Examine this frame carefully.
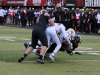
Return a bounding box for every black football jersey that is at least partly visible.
[36,13,50,29]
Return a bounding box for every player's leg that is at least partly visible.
[36,27,48,64]
[45,27,51,49]
[49,29,62,62]
[18,28,38,62]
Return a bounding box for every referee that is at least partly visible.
[0,7,4,25]
[18,9,55,64]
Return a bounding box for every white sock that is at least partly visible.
[72,51,75,54]
[51,52,55,56]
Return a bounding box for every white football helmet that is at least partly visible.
[67,28,75,37]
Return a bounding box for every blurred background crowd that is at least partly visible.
[0,6,100,34]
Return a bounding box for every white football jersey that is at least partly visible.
[60,31,71,42]
[53,23,65,33]
[53,23,72,45]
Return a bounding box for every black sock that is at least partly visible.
[39,55,43,60]
[23,53,27,58]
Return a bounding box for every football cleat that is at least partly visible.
[18,56,25,62]
[37,59,45,64]
[49,54,55,62]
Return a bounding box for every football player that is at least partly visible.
[46,23,75,62]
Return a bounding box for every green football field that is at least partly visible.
[0,26,100,75]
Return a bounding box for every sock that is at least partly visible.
[39,55,43,60]
[51,52,55,56]
[72,51,75,54]
[23,53,27,58]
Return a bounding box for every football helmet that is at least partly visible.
[40,9,48,15]
[71,35,82,49]
[74,35,82,43]
[67,28,75,37]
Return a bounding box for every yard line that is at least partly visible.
[0,60,100,63]
[0,42,100,44]
[0,42,23,44]
[77,51,100,52]
[82,43,100,44]
[0,34,31,35]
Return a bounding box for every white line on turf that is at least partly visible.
[87,53,100,55]
[0,42,100,44]
[0,60,100,62]
[77,51,100,52]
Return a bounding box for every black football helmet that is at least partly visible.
[74,35,82,43]
[71,35,82,49]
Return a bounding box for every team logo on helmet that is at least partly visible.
[67,28,75,37]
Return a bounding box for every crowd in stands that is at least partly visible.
[0,6,100,34]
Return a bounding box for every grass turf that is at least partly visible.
[0,26,100,75]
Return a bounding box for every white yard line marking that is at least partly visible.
[0,60,100,63]
[82,43,100,44]
[0,36,31,41]
[0,42,23,44]
[77,51,100,52]
[87,53,100,55]
[0,42,100,44]
[76,47,92,50]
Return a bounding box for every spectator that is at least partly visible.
[70,8,76,18]
[97,10,100,33]
[94,10,98,34]
[70,16,77,30]
[9,7,14,24]
[32,8,35,26]
[14,7,18,24]
[17,8,21,25]
[75,10,80,32]
[83,8,89,33]
[91,9,95,34]
[34,9,39,26]
[4,8,8,23]
[79,9,84,33]
[53,3,66,25]
[27,7,33,27]
[24,7,27,26]
[20,7,25,27]
[0,6,4,25]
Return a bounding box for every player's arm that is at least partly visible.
[60,26,72,47]
[62,41,81,55]
[44,13,55,26]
